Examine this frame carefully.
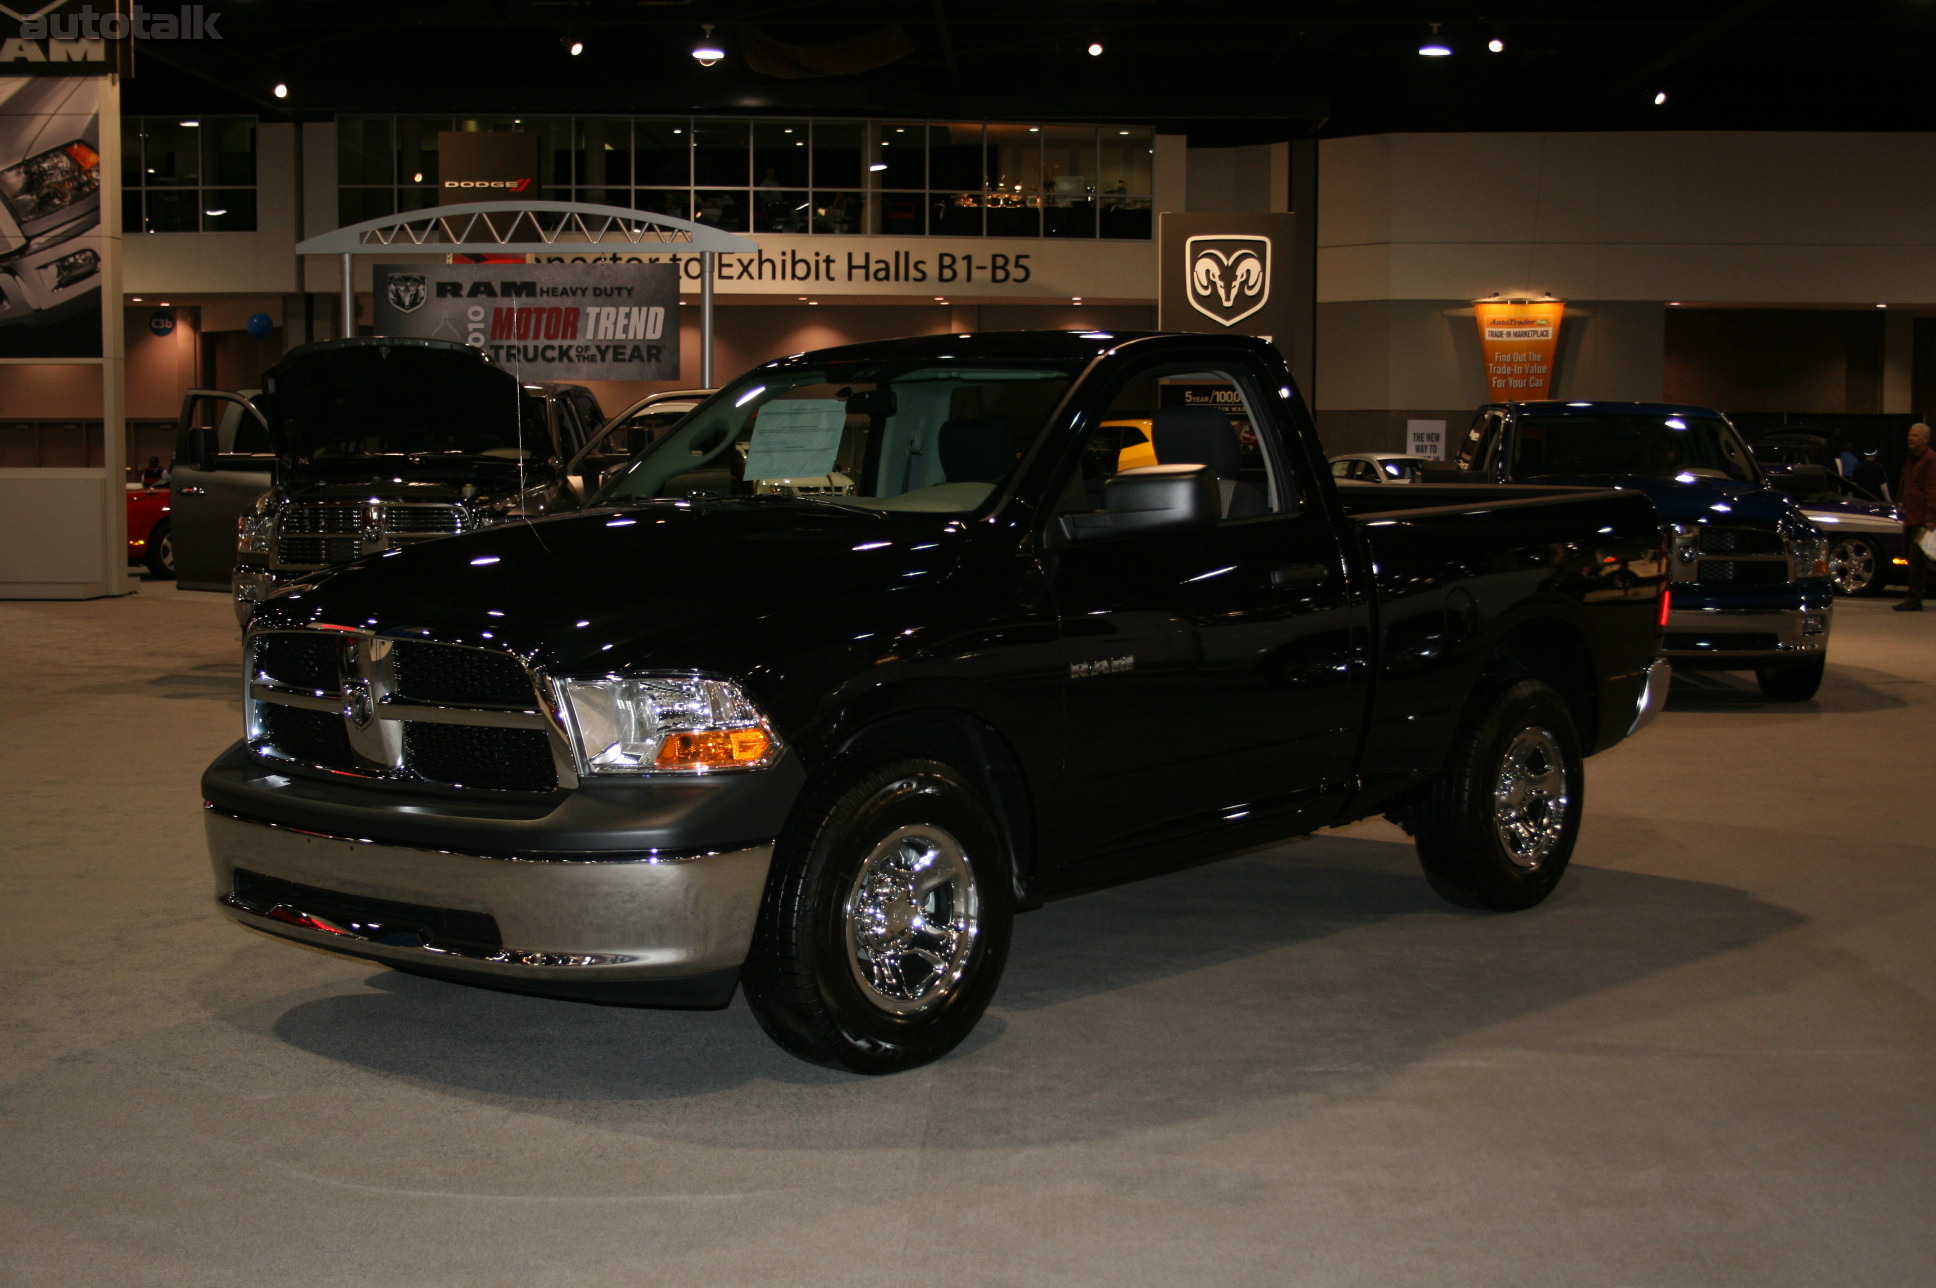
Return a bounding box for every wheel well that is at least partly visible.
[1481,619,1598,749]
[829,709,1038,900]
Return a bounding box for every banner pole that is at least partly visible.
[701,251,715,388]
[340,253,354,338]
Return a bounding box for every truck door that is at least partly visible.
[171,390,270,592]
[1046,357,1369,863]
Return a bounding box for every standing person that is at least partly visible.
[1897,421,1936,611]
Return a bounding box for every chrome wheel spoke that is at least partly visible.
[1492,726,1571,871]
[844,824,981,1015]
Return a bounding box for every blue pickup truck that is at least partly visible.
[1455,401,1831,700]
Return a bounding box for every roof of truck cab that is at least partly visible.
[1487,400,1729,419]
[772,330,1275,367]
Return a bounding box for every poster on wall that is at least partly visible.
[0,74,101,357]
[1474,298,1565,401]
[372,262,681,380]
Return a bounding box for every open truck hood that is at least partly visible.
[257,338,539,485]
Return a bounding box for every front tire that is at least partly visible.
[1412,679,1583,912]
[743,758,1014,1074]
[1755,655,1825,701]
[1825,535,1885,596]
[143,519,175,580]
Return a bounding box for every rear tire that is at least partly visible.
[742,758,1014,1074]
[143,519,175,580]
[1825,535,1884,596]
[1412,679,1583,912]
[1755,655,1825,701]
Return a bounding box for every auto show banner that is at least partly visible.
[1474,298,1565,401]
[1157,212,1299,344]
[373,262,681,380]
[0,74,102,357]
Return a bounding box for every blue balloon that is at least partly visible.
[246,312,275,340]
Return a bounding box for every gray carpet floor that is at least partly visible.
[2,582,1931,1287]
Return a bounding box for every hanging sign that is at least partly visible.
[372,261,681,381]
[1474,299,1564,401]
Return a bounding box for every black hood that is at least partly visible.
[257,338,539,482]
[248,498,970,675]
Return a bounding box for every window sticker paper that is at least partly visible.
[742,399,847,479]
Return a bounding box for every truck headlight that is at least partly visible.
[1789,534,1828,579]
[0,140,100,225]
[237,494,276,554]
[551,673,782,774]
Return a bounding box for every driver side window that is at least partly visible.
[1061,365,1293,521]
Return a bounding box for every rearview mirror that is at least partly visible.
[1055,464,1221,545]
[178,426,219,473]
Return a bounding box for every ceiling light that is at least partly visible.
[1087,41,1104,57]
[272,83,288,99]
[869,162,888,171]
[1877,302,1889,309]
[412,171,423,182]
[203,207,226,216]
[693,24,724,67]
[1654,90,1668,106]
[565,35,584,56]
[1668,301,1682,307]
[1418,24,1452,57]
[1487,37,1505,53]
[180,119,200,127]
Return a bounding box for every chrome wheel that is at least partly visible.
[1492,726,1571,871]
[1826,536,1879,595]
[843,823,980,1015]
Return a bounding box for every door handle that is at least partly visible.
[177,486,207,496]
[1270,562,1329,589]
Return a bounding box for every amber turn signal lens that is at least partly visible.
[654,727,771,769]
[64,141,100,171]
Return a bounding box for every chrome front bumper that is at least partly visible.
[1628,658,1673,737]
[207,806,773,1006]
[1661,604,1829,661]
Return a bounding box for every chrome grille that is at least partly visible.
[382,504,465,534]
[276,535,363,567]
[282,503,364,534]
[244,630,561,792]
[1695,559,1788,585]
[1700,526,1782,555]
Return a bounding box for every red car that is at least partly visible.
[126,483,172,578]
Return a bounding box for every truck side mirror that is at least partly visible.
[178,425,219,472]
[1055,464,1222,545]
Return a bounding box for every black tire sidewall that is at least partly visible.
[749,759,1014,1072]
[145,520,175,580]
[1418,679,1584,911]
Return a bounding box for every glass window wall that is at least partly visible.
[335,115,1154,239]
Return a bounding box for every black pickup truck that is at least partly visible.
[204,331,1669,1074]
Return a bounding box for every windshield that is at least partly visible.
[1510,413,1760,482]
[598,360,1081,513]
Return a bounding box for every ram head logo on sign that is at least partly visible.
[385,274,427,314]
[1186,235,1271,327]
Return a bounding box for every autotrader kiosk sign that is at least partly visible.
[372,262,681,380]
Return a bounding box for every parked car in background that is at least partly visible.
[217,337,611,624]
[1767,467,1905,596]
[1329,452,1432,484]
[125,482,172,578]
[1457,401,1832,700]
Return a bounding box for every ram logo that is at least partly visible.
[385,274,427,314]
[1185,235,1271,327]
